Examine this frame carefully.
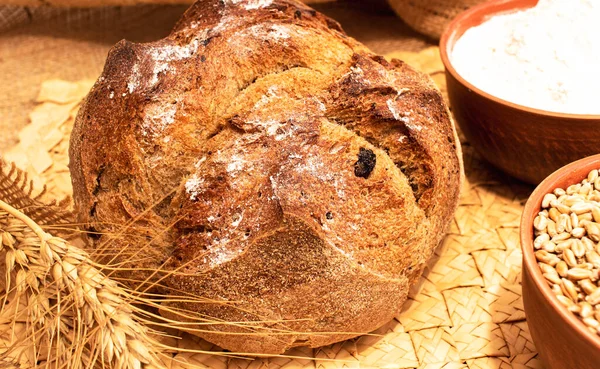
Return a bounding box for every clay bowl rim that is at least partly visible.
[439,0,600,121]
[521,154,600,351]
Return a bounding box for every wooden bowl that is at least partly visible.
[521,154,600,369]
[440,0,600,185]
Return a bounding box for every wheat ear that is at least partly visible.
[0,199,167,369]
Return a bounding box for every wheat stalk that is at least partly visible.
[0,198,167,369]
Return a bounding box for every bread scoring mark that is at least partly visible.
[354,148,376,178]
[386,99,423,132]
[329,54,440,206]
[406,122,422,132]
[385,99,408,122]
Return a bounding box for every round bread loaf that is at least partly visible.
[69,0,462,354]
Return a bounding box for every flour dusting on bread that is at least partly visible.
[229,0,273,10]
[142,103,177,137]
[185,174,204,201]
[149,37,202,85]
[69,0,461,355]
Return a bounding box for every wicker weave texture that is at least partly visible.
[386,0,487,40]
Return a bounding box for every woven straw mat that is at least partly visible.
[3,46,545,369]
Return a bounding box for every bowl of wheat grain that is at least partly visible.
[521,154,600,369]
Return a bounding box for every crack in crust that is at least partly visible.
[69,0,461,355]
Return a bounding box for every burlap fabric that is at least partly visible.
[386,0,487,40]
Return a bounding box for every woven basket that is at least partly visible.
[386,0,486,40]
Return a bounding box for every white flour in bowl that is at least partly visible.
[450,0,600,115]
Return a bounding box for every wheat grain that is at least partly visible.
[534,233,550,249]
[579,302,594,319]
[566,268,592,281]
[542,240,557,253]
[533,168,600,337]
[563,248,578,268]
[543,272,561,285]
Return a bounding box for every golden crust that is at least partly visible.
[69,0,461,354]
